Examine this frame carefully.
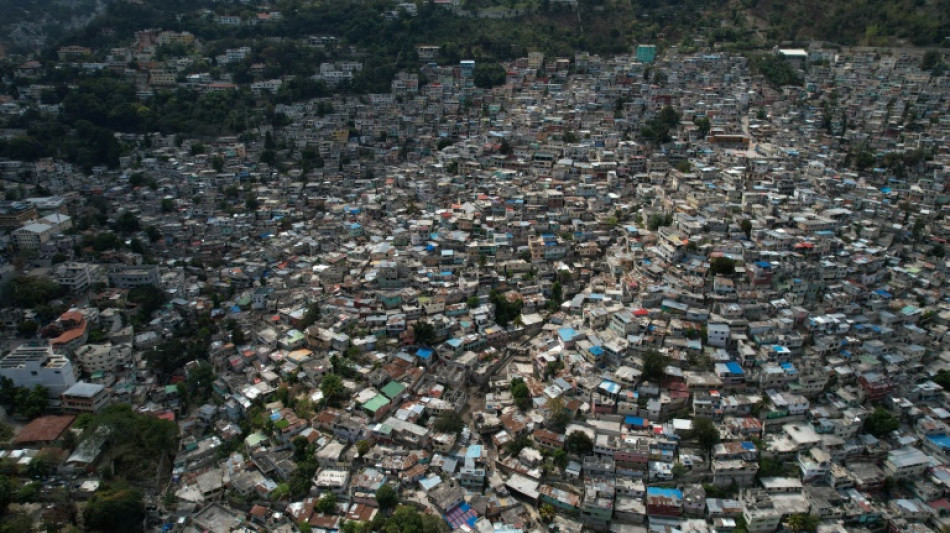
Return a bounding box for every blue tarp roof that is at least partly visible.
[417,348,433,359]
[726,361,744,374]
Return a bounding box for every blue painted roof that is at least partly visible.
[928,434,950,450]
[647,487,683,498]
[726,362,744,374]
[625,416,645,426]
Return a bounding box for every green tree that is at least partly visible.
[292,436,310,462]
[539,503,556,523]
[16,320,38,338]
[864,407,900,438]
[320,374,347,407]
[934,369,950,391]
[413,320,435,346]
[3,276,65,308]
[565,430,593,456]
[245,194,260,210]
[786,513,820,533]
[740,219,753,239]
[547,398,572,433]
[552,449,568,470]
[375,483,398,510]
[641,350,668,382]
[691,417,720,457]
[22,385,49,419]
[83,484,145,533]
[710,256,736,276]
[298,302,321,329]
[356,439,371,458]
[0,513,33,533]
[511,377,531,411]
[549,282,563,310]
[316,492,337,514]
[641,105,681,144]
[0,476,12,516]
[113,212,141,234]
[375,505,446,533]
[505,434,531,456]
[490,290,523,327]
[433,411,465,434]
[473,62,507,89]
[694,116,711,137]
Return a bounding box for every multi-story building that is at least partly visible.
[60,382,110,413]
[0,202,38,229]
[884,447,932,480]
[73,343,130,374]
[741,490,782,533]
[12,222,54,249]
[0,343,77,396]
[108,265,160,289]
[53,262,94,293]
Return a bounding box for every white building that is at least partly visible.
[54,262,94,293]
[0,343,77,396]
[73,343,130,374]
[108,265,160,289]
[12,222,54,249]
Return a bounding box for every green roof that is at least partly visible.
[362,394,390,414]
[380,381,407,399]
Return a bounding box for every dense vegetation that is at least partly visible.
[750,54,804,88]
[76,404,180,482]
[83,483,146,533]
[0,0,944,172]
[744,0,950,46]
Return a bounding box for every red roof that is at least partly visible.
[13,415,75,444]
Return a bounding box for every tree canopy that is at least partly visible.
[640,350,668,382]
[3,276,66,308]
[691,417,721,454]
[433,411,465,434]
[375,483,398,511]
[320,373,348,407]
[864,407,900,438]
[565,430,593,456]
[83,483,146,533]
[79,404,179,482]
[510,377,531,411]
